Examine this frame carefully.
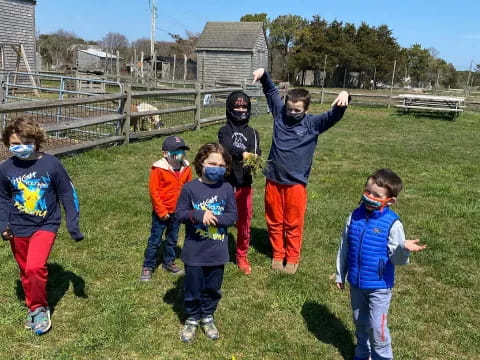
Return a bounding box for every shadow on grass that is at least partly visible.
[392,111,457,121]
[249,227,271,259]
[16,262,88,313]
[163,276,185,323]
[301,301,355,360]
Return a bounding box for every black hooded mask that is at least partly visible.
[226,91,251,125]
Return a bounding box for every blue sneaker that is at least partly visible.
[25,310,35,329]
[31,306,51,335]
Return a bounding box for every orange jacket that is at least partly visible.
[149,158,192,218]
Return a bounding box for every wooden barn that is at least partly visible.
[195,22,268,85]
[0,0,37,73]
[74,47,121,74]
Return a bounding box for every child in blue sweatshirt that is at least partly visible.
[175,143,237,343]
[0,117,83,335]
[335,169,426,360]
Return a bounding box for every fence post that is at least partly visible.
[194,82,202,131]
[122,84,132,144]
[0,73,5,104]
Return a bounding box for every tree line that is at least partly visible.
[241,13,469,89]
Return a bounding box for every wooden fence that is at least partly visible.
[0,84,257,158]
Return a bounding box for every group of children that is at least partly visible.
[0,67,426,359]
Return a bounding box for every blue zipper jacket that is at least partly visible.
[345,204,400,289]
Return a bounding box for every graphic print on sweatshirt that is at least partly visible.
[10,171,50,217]
[232,132,247,151]
[192,194,227,241]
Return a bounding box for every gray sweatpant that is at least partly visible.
[350,286,393,360]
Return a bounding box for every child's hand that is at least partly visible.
[404,239,427,252]
[203,210,218,226]
[1,230,13,241]
[242,152,256,160]
[252,68,265,84]
[332,91,350,107]
[336,282,345,290]
[161,214,170,221]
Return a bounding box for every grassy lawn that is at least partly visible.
[0,105,479,359]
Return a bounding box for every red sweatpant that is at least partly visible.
[234,186,253,259]
[265,179,307,264]
[10,230,56,311]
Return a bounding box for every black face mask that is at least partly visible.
[226,91,251,124]
[286,111,305,124]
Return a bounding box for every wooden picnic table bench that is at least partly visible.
[396,94,465,118]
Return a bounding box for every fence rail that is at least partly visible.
[0,84,269,160]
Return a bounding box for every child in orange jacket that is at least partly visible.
[140,136,192,280]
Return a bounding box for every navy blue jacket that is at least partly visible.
[175,179,237,266]
[0,153,82,239]
[260,71,347,185]
[347,204,399,289]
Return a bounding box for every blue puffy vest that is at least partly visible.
[347,204,399,289]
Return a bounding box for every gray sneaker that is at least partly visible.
[200,315,219,340]
[31,306,51,335]
[162,262,184,275]
[180,318,198,343]
[140,267,153,281]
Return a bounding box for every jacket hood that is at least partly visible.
[152,157,190,171]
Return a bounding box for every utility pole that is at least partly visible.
[150,0,156,58]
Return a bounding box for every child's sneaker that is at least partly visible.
[271,259,284,271]
[200,315,219,340]
[139,267,153,281]
[31,306,51,335]
[180,317,198,343]
[162,262,184,275]
[25,310,35,329]
[284,263,299,274]
[237,256,251,275]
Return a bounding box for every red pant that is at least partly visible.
[265,179,307,264]
[10,230,56,311]
[235,186,253,259]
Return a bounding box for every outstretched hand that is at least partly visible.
[332,91,350,107]
[404,239,427,252]
[252,68,265,84]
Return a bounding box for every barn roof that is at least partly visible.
[79,49,120,59]
[195,22,264,52]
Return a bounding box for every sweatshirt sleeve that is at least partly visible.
[335,214,351,283]
[311,105,347,134]
[0,167,11,233]
[213,184,237,227]
[149,167,168,217]
[388,220,411,265]
[260,71,285,120]
[54,160,83,240]
[175,184,204,224]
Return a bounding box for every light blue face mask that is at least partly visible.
[9,144,35,159]
[204,166,226,183]
[167,150,186,162]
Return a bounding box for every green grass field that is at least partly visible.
[0,105,479,360]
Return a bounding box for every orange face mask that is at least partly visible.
[362,192,392,210]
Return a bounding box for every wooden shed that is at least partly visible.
[0,0,37,73]
[195,22,268,85]
[75,47,121,74]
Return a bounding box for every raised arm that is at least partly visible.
[252,68,284,119]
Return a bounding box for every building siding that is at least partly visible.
[195,24,268,85]
[0,0,36,72]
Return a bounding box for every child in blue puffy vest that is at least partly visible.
[335,169,426,360]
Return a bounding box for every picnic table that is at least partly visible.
[396,94,465,118]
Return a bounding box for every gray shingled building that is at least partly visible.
[195,22,268,85]
[0,0,37,72]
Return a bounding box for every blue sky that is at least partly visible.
[36,0,479,70]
